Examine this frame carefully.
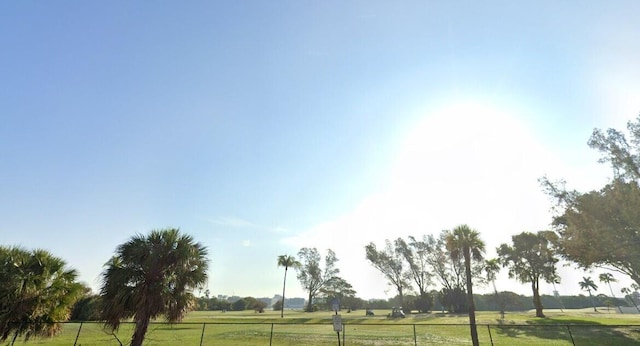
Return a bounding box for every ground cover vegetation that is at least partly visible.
[8,309,640,345]
[4,117,640,344]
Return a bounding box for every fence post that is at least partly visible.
[199,323,206,346]
[566,325,575,346]
[413,324,417,346]
[73,322,83,346]
[269,323,274,346]
[343,322,345,346]
[487,325,493,346]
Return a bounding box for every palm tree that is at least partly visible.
[621,287,640,313]
[277,254,301,318]
[100,228,209,346]
[579,276,599,312]
[599,273,622,313]
[446,225,485,346]
[484,258,503,318]
[0,246,83,345]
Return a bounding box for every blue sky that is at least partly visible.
[2,1,639,300]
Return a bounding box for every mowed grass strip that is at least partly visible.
[13,309,640,345]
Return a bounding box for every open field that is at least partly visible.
[16,309,640,345]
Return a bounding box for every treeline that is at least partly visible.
[181,292,635,314]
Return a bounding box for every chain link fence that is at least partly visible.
[9,322,640,345]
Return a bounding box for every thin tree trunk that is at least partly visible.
[131,315,151,346]
[492,280,504,319]
[306,291,313,312]
[532,279,545,318]
[607,283,623,314]
[10,330,18,346]
[628,296,640,313]
[588,291,597,312]
[281,267,288,318]
[464,250,479,346]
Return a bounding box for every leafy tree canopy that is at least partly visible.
[497,231,559,317]
[0,246,83,344]
[365,240,409,307]
[542,115,640,286]
[100,228,209,346]
[296,247,340,312]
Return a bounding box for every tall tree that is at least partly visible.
[277,255,301,318]
[497,231,559,318]
[427,232,471,313]
[599,273,622,313]
[484,258,504,318]
[320,277,357,310]
[579,276,599,312]
[365,240,409,308]
[396,236,434,312]
[445,225,485,346]
[541,115,640,288]
[0,247,83,345]
[296,247,339,312]
[621,285,640,313]
[100,228,209,346]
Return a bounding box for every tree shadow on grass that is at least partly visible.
[491,318,640,346]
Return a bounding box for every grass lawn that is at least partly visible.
[15,308,640,345]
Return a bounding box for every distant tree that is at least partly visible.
[426,231,475,313]
[484,258,504,318]
[367,299,392,309]
[297,248,340,312]
[277,255,301,318]
[365,240,409,308]
[485,291,525,313]
[196,296,229,311]
[599,273,622,313]
[100,228,209,346]
[231,298,247,311]
[70,293,102,321]
[621,285,640,313]
[579,276,599,312]
[69,284,100,321]
[341,296,367,311]
[396,236,435,312]
[0,246,83,345]
[541,116,640,288]
[254,301,266,313]
[321,276,357,311]
[272,299,283,311]
[497,231,559,318]
[445,225,485,346]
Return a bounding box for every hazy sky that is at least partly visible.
[2,1,640,300]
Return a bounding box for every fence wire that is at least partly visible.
[7,321,640,345]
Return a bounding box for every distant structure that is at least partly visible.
[271,295,305,309]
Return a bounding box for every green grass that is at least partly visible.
[12,309,640,345]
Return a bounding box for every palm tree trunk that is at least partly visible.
[628,296,640,313]
[131,315,151,346]
[588,290,597,312]
[281,266,288,318]
[464,250,479,346]
[607,283,623,314]
[492,280,504,319]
